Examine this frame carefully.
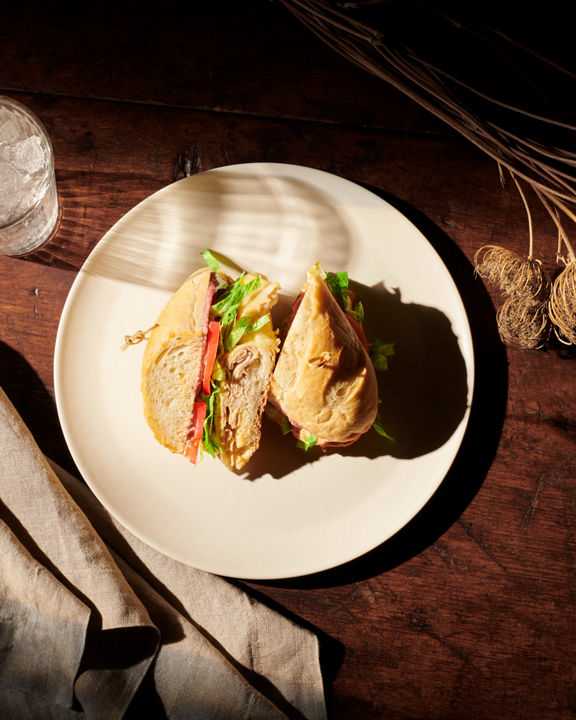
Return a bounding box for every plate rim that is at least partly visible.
[54,161,475,579]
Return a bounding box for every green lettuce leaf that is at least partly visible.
[201,249,222,273]
[296,432,318,451]
[224,313,271,351]
[370,340,395,371]
[202,385,222,458]
[212,274,262,328]
[326,270,349,307]
[373,412,394,442]
[211,358,224,382]
[347,300,364,325]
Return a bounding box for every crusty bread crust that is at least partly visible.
[141,266,279,470]
[141,268,212,455]
[269,265,379,446]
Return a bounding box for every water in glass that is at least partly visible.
[0,96,59,256]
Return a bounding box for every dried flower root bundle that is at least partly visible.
[474,245,547,299]
[473,174,563,348]
[474,243,551,347]
[548,262,576,345]
[474,243,576,348]
[496,294,550,349]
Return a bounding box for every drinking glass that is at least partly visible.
[0,96,60,256]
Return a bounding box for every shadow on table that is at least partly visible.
[248,192,508,589]
[0,342,78,475]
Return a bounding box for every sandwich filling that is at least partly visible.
[188,251,279,467]
[141,250,279,471]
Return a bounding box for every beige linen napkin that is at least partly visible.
[0,387,327,720]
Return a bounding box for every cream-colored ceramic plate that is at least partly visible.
[54,162,474,579]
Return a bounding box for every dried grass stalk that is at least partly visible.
[280,0,576,214]
[280,1,576,347]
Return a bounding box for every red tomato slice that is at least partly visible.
[187,401,207,464]
[202,321,220,394]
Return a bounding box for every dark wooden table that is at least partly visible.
[2,2,575,718]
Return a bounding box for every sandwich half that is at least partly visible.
[268,263,379,448]
[141,252,279,470]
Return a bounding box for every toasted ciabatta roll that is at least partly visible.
[142,252,279,470]
[268,263,379,448]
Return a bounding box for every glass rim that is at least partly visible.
[0,94,56,230]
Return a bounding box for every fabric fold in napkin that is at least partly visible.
[0,387,327,720]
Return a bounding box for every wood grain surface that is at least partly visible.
[1,2,575,718]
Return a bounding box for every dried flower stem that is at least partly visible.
[532,187,575,263]
[511,173,534,258]
[280,0,576,347]
[281,0,576,228]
